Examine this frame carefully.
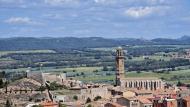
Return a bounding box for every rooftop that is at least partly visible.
[41,101,58,107]
[138,98,152,104]
[105,102,124,107]
[183,96,190,102]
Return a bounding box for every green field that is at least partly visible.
[126,70,190,82]
[34,66,190,84]
[3,64,190,84]
[71,68,190,84]
[0,50,55,57]
[76,75,114,82]
[59,67,103,72]
[131,55,171,61]
[1,47,190,85]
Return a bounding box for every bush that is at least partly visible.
[93,70,99,73]
[32,105,43,107]
[5,99,12,107]
[36,86,46,92]
[48,82,63,91]
[177,81,184,86]
[87,104,92,107]
[86,97,91,104]
[94,96,102,101]
[103,66,108,71]
[73,95,78,101]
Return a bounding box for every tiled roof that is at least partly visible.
[41,101,58,107]
[105,102,125,107]
[138,98,152,104]
[183,96,190,102]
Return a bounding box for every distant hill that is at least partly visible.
[152,36,190,45]
[0,36,189,51]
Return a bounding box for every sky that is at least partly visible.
[0,0,190,39]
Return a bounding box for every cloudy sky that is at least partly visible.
[0,0,190,39]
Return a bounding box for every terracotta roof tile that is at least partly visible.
[138,98,152,104]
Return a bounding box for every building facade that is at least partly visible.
[115,47,164,90]
[120,78,164,90]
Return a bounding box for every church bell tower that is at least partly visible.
[115,47,125,86]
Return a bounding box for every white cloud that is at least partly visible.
[5,17,31,24]
[93,0,168,5]
[4,17,43,25]
[125,7,154,18]
[124,6,169,18]
[44,0,80,6]
[43,14,63,19]
[94,0,115,4]
[0,0,23,3]
[146,0,166,4]
[180,16,190,22]
[73,29,91,34]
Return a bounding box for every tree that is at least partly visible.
[59,104,67,107]
[0,79,4,88]
[160,77,165,80]
[128,55,132,60]
[32,105,43,107]
[103,66,108,71]
[5,99,11,107]
[111,67,116,71]
[37,86,46,92]
[48,82,62,91]
[87,104,92,107]
[94,55,101,59]
[172,67,175,71]
[76,73,79,76]
[73,95,78,101]
[94,96,102,101]
[81,72,84,75]
[177,81,184,86]
[93,70,98,73]
[86,97,91,104]
[166,69,170,74]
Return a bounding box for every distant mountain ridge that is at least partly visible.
[152,36,190,45]
[0,36,189,51]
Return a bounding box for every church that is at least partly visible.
[115,47,164,90]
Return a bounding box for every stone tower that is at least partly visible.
[115,47,125,86]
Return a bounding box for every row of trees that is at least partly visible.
[1,46,189,72]
[125,46,179,57]
[126,58,190,71]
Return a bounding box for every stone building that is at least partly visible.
[104,102,124,107]
[139,98,153,107]
[177,96,190,107]
[80,87,111,101]
[120,78,164,90]
[153,98,178,107]
[43,73,66,83]
[115,47,164,90]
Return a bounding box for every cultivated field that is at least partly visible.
[1,45,190,85]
